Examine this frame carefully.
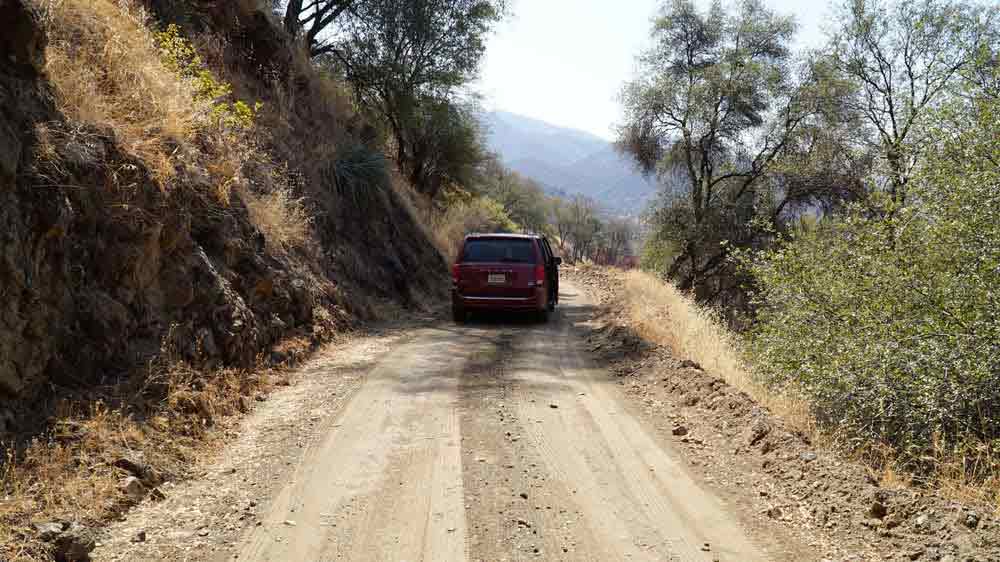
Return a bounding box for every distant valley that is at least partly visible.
[481,111,658,215]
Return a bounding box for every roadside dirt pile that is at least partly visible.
[567,266,1000,562]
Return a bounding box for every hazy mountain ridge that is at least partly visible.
[481,111,657,215]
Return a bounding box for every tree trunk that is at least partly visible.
[284,0,303,37]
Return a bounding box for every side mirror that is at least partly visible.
[553,257,562,266]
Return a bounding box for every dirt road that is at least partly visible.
[96,281,793,561]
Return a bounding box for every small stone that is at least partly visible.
[963,511,980,529]
[283,520,296,527]
[33,521,65,541]
[198,529,210,537]
[132,530,147,543]
[519,492,528,499]
[915,514,929,528]
[868,501,888,519]
[672,425,688,436]
[121,476,146,501]
[766,506,783,519]
[549,403,559,409]
[799,452,817,462]
[54,523,95,562]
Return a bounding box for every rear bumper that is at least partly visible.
[453,290,543,311]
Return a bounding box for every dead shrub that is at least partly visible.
[243,186,312,252]
[620,269,817,437]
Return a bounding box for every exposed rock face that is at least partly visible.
[0,0,339,422]
[0,0,63,399]
[0,0,447,430]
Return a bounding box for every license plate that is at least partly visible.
[487,273,506,285]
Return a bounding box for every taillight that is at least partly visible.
[535,264,545,285]
[451,263,460,284]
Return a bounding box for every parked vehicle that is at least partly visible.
[451,234,561,323]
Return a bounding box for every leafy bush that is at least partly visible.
[328,144,391,206]
[431,192,517,260]
[155,24,261,130]
[745,92,1000,460]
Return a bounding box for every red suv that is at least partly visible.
[451,234,562,323]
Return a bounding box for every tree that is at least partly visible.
[558,196,601,263]
[825,0,995,208]
[279,0,356,57]
[330,0,506,196]
[477,157,552,235]
[618,0,810,302]
[745,66,1000,454]
[598,218,637,265]
[405,99,485,199]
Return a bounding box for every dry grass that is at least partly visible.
[618,268,1000,512]
[40,0,207,182]
[243,186,313,252]
[620,269,817,437]
[0,359,278,561]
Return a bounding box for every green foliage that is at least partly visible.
[155,24,261,130]
[329,144,390,206]
[824,0,993,204]
[434,191,518,259]
[407,99,486,198]
[640,231,678,274]
[745,89,1000,456]
[475,157,552,235]
[620,0,814,303]
[331,0,505,197]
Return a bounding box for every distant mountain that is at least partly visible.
[481,111,657,215]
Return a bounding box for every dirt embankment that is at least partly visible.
[566,266,999,562]
[0,0,443,430]
[0,1,444,559]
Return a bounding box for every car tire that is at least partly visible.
[452,307,466,324]
[536,308,549,324]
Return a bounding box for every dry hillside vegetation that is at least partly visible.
[620,269,817,436]
[0,0,443,559]
[574,266,999,511]
[569,266,1000,561]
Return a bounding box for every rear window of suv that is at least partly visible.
[461,238,536,264]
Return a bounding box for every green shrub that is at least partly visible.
[745,92,1000,460]
[432,193,518,260]
[155,24,261,130]
[329,144,390,206]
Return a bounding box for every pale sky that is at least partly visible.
[478,0,831,140]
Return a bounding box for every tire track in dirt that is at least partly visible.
[458,329,609,561]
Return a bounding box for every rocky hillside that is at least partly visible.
[0,0,444,436]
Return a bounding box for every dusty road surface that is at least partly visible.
[97,281,798,561]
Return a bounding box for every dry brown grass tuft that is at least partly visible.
[0,359,281,560]
[620,269,817,437]
[243,186,313,252]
